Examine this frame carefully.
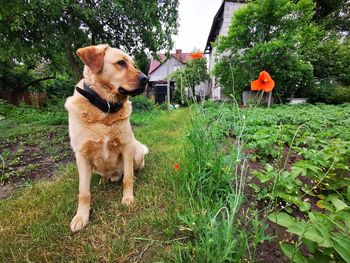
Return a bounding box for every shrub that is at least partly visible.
[130,95,156,112]
[309,81,350,104]
[43,74,76,98]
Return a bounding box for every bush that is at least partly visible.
[309,81,350,104]
[43,74,76,98]
[130,95,156,112]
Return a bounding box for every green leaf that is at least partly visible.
[268,212,297,228]
[304,226,333,248]
[248,183,260,192]
[299,201,311,212]
[268,212,306,236]
[306,213,333,248]
[313,250,331,263]
[326,195,350,212]
[303,239,317,254]
[316,200,335,212]
[331,233,350,263]
[280,243,310,263]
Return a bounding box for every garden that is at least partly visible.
[175,102,350,262]
[1,0,350,262]
[1,100,349,262]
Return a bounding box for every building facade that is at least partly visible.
[148,50,209,104]
[204,0,246,100]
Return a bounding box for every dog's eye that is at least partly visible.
[116,60,127,68]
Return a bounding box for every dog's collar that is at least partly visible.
[75,82,123,113]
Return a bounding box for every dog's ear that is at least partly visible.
[76,45,108,74]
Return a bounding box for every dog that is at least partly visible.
[65,44,149,232]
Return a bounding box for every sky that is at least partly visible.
[172,0,223,53]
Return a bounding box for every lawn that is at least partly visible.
[0,101,189,262]
[1,100,350,262]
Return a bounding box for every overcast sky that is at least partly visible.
[172,0,223,53]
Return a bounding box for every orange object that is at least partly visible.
[191,52,203,59]
[173,163,180,172]
[251,71,275,92]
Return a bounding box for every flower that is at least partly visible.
[173,162,180,172]
[250,70,275,92]
[191,52,203,59]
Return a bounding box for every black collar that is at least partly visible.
[75,82,123,113]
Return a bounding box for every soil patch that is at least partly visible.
[0,127,74,198]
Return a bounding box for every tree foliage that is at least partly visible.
[313,0,350,37]
[213,0,318,101]
[213,0,350,103]
[171,57,208,103]
[0,0,179,92]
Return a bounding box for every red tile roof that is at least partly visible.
[148,52,205,75]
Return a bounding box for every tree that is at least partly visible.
[213,0,318,101]
[313,0,350,37]
[171,54,208,103]
[0,0,179,84]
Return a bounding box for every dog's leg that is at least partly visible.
[121,148,135,206]
[70,154,92,232]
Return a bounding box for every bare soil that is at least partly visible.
[0,127,74,198]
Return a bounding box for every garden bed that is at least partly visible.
[177,102,350,262]
[0,127,74,198]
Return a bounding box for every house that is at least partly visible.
[204,0,246,101]
[148,49,209,104]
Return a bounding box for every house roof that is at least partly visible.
[204,0,246,54]
[148,52,205,75]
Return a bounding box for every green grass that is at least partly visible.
[0,98,166,184]
[2,100,350,262]
[0,107,190,262]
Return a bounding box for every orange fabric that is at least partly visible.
[250,71,275,92]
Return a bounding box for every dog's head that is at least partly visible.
[76,45,148,99]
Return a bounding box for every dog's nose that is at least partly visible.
[138,73,149,84]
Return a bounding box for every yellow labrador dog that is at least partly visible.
[65,44,149,232]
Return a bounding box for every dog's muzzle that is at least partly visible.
[119,73,149,97]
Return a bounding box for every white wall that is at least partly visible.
[219,2,245,36]
[209,2,246,100]
[149,57,184,82]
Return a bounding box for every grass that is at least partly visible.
[0,102,190,262]
[2,99,350,262]
[0,98,166,184]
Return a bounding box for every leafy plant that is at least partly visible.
[171,56,208,103]
[269,199,350,263]
[213,0,317,101]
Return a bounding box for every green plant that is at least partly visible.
[250,164,311,212]
[171,56,208,102]
[175,103,268,262]
[309,81,350,104]
[213,0,317,101]
[0,1,179,80]
[269,198,350,263]
[130,96,156,112]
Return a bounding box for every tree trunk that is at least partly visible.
[65,38,82,80]
[191,84,195,100]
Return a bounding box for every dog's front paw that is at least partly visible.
[70,213,89,233]
[122,195,135,206]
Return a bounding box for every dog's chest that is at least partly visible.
[80,135,121,161]
[79,123,131,160]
